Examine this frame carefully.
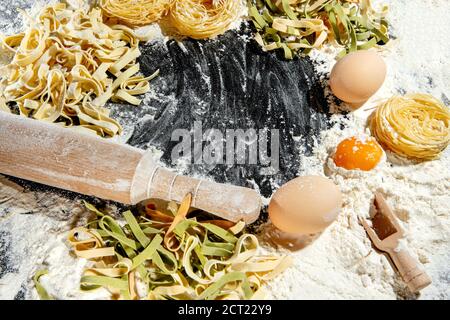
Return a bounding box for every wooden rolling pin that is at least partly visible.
[0,112,261,223]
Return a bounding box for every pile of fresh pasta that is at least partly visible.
[35,194,291,300]
[249,0,389,59]
[0,2,158,137]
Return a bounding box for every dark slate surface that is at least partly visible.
[126,25,330,197]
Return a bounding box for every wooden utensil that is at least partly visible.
[360,192,432,293]
[0,112,261,223]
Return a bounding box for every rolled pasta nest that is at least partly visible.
[370,93,450,160]
[100,0,174,26]
[169,0,242,39]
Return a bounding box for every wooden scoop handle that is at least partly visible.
[388,248,432,293]
[0,112,261,223]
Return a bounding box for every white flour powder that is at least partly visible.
[260,113,449,300]
[259,0,450,300]
[0,0,449,300]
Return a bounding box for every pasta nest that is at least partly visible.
[169,0,242,39]
[370,93,450,160]
[100,0,174,26]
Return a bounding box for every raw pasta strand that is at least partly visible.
[33,270,55,300]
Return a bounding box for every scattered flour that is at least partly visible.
[0,0,449,300]
[259,0,450,300]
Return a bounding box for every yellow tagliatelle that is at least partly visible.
[370,94,450,160]
[0,2,158,137]
[33,270,55,300]
[100,0,173,26]
[64,194,292,300]
[169,0,242,39]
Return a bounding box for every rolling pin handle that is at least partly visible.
[130,151,261,224]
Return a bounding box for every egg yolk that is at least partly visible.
[333,136,384,171]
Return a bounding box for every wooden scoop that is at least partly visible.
[360,193,431,293]
[0,112,261,223]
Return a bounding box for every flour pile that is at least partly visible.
[0,0,449,300]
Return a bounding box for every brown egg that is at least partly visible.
[329,50,386,108]
[268,176,343,234]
